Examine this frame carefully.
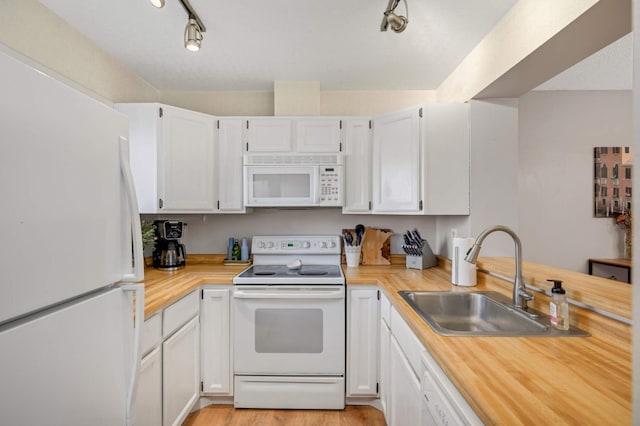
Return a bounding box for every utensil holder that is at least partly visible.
[345,245,361,267]
[406,254,437,270]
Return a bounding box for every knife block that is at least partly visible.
[405,237,438,270]
[406,254,438,270]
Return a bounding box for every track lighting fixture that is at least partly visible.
[184,17,203,51]
[380,0,409,33]
[150,0,206,51]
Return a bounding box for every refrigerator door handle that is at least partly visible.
[122,283,145,426]
[119,137,144,282]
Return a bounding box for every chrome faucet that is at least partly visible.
[464,225,534,310]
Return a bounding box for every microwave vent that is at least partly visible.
[245,154,343,165]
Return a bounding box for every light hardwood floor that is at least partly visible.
[183,404,387,426]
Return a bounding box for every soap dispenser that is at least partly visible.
[548,279,569,330]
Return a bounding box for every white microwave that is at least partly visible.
[244,154,343,207]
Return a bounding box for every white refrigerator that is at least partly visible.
[0,45,145,425]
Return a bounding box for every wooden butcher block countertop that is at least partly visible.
[141,255,632,425]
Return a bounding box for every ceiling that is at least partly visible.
[39,0,521,92]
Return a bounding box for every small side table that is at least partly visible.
[588,258,632,284]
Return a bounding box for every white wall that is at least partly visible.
[144,210,437,257]
[0,0,157,104]
[160,89,436,117]
[469,99,520,256]
[432,100,520,260]
[518,90,632,272]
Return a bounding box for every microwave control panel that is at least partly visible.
[319,166,342,206]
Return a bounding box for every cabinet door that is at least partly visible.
[380,317,391,423]
[422,104,469,215]
[163,315,200,426]
[346,287,379,397]
[134,347,162,426]
[295,118,342,152]
[159,106,215,212]
[216,118,245,212]
[246,118,292,152]
[389,335,422,426]
[201,288,232,394]
[372,108,421,213]
[343,119,372,213]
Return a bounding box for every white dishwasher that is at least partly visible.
[420,349,483,426]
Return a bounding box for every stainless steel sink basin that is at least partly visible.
[398,291,589,337]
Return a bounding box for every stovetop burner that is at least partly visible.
[232,235,345,285]
[238,264,340,278]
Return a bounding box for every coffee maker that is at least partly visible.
[152,220,186,271]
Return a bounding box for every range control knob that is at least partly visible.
[258,241,266,249]
[328,241,337,248]
[301,241,311,249]
[266,241,275,249]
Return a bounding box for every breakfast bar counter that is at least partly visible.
[140,255,632,425]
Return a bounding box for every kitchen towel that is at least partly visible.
[452,237,477,286]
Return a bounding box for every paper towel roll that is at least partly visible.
[452,237,477,287]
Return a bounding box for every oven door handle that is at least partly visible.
[233,288,345,300]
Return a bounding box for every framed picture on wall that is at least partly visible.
[594,146,633,217]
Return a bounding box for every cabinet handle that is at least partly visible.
[159,198,164,209]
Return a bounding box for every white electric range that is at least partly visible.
[232,235,346,410]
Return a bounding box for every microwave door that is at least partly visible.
[246,166,318,206]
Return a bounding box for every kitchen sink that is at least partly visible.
[398,291,590,337]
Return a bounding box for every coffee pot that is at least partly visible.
[152,220,187,271]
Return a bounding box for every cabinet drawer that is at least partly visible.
[163,291,199,338]
[142,313,162,357]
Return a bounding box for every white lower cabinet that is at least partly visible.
[134,291,200,426]
[163,315,200,426]
[380,302,482,426]
[134,346,162,426]
[200,287,232,395]
[346,286,379,397]
[389,335,423,426]
[379,313,391,423]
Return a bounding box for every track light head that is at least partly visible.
[149,0,165,8]
[386,12,408,33]
[380,0,409,33]
[184,18,203,51]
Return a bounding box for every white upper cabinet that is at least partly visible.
[343,119,372,213]
[372,108,422,213]
[421,104,469,215]
[246,118,292,152]
[216,118,246,212]
[295,118,342,153]
[160,105,216,212]
[115,103,216,213]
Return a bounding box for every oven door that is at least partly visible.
[233,285,345,375]
[244,166,318,206]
